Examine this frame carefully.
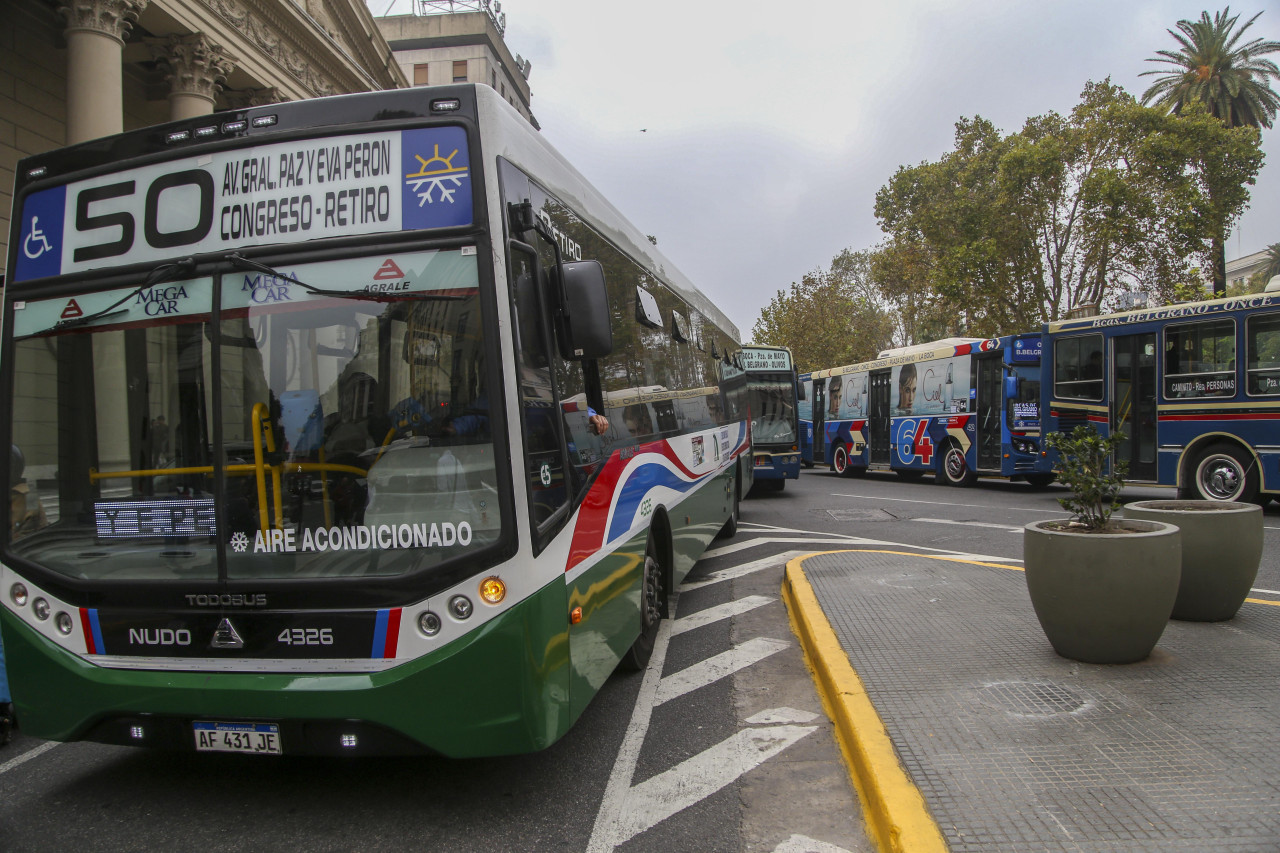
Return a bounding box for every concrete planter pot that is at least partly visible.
[1023,519,1181,664]
[1121,500,1263,621]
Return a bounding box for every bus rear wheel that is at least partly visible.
[832,443,850,476]
[620,547,666,671]
[937,442,977,487]
[718,474,740,539]
[1190,444,1259,504]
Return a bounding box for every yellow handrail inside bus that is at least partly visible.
[90,404,368,537]
[251,402,273,532]
[319,446,332,528]
[88,461,367,484]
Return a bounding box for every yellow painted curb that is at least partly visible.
[782,551,949,853]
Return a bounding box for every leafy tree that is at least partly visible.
[872,118,1042,340]
[1141,7,1280,293]
[750,249,893,372]
[871,81,1262,324]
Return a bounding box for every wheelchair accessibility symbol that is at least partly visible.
[23,216,54,260]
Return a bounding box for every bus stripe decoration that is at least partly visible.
[371,609,402,659]
[80,607,104,655]
[565,423,749,573]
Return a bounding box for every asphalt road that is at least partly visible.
[2,470,1276,852]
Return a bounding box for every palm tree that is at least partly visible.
[1263,242,1280,285]
[1141,7,1280,294]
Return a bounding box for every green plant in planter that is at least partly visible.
[1025,424,1181,663]
[1044,425,1128,529]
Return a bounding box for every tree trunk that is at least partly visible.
[1212,233,1226,297]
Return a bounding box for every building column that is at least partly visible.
[60,0,149,144]
[152,33,235,121]
[223,87,286,110]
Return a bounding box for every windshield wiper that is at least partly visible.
[50,257,198,332]
[226,254,463,303]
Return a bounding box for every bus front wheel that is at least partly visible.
[1191,444,1259,504]
[621,545,666,671]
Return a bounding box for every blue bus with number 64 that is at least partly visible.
[799,335,1054,487]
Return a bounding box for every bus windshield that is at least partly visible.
[747,375,797,445]
[7,248,503,582]
[1008,364,1041,430]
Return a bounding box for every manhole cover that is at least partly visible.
[976,681,1089,716]
[824,508,896,522]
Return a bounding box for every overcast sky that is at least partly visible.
[372,0,1279,340]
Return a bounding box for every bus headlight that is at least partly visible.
[33,597,51,620]
[10,583,27,606]
[1012,438,1038,454]
[479,577,506,605]
[418,611,442,637]
[56,611,74,635]
[449,595,473,620]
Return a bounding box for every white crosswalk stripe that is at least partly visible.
[654,637,791,705]
[772,834,857,853]
[606,723,818,847]
[679,549,813,591]
[670,595,774,636]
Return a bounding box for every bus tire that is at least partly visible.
[1191,444,1259,504]
[938,441,977,487]
[718,472,740,539]
[620,542,666,671]
[832,443,851,476]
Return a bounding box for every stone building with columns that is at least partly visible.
[1,0,408,276]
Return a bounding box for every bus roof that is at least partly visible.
[810,336,1008,380]
[1046,292,1280,334]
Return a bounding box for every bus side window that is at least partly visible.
[1054,334,1103,400]
[1246,312,1280,396]
[1164,320,1235,399]
[510,244,570,538]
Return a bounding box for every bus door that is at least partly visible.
[868,370,891,464]
[812,379,827,463]
[975,355,1003,470]
[1112,333,1158,481]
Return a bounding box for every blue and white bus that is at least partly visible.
[740,346,800,491]
[1042,291,1280,503]
[800,335,1053,486]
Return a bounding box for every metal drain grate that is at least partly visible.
[976,681,1089,716]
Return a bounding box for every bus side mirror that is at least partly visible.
[556,260,613,360]
[1005,375,1019,399]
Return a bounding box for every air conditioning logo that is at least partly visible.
[401,127,471,231]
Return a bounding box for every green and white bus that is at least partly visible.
[1,85,749,757]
